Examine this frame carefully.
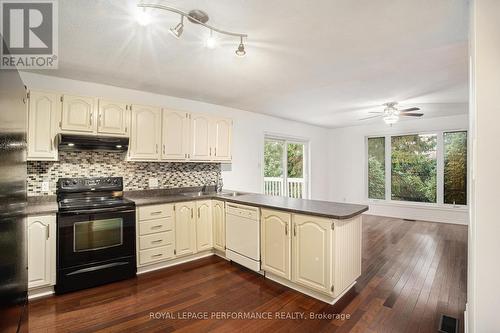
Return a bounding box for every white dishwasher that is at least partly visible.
[225,203,261,272]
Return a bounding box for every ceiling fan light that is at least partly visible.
[383,114,399,125]
[136,8,151,26]
[206,30,216,49]
[169,16,184,39]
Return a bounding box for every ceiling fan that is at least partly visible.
[359,102,423,125]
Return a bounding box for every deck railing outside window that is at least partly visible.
[264,177,304,198]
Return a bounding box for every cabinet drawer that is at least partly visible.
[138,217,173,235]
[138,204,173,221]
[139,231,174,250]
[139,245,174,265]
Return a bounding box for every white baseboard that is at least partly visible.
[366,203,469,225]
[137,250,214,275]
[28,286,54,300]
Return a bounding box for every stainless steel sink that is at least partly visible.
[219,191,245,197]
[181,191,216,197]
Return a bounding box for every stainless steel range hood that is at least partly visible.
[57,134,129,152]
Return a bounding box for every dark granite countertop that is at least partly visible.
[26,196,58,216]
[25,187,368,220]
[125,188,368,220]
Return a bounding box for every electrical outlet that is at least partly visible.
[41,181,50,192]
[148,178,159,188]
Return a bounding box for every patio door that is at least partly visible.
[263,137,308,199]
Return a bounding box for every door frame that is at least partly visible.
[262,133,310,199]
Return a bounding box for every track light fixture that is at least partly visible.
[169,15,184,39]
[235,36,246,56]
[137,2,248,56]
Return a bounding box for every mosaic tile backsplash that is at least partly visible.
[27,151,221,196]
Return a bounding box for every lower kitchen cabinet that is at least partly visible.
[261,209,292,280]
[212,200,225,251]
[292,214,332,294]
[174,202,197,257]
[27,215,56,289]
[196,200,212,252]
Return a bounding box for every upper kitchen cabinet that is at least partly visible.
[27,91,60,161]
[97,99,129,136]
[60,94,97,134]
[162,109,190,160]
[129,104,162,161]
[190,113,212,161]
[211,118,232,161]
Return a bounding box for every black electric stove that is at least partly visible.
[55,177,136,294]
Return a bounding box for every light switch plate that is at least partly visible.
[148,178,159,188]
[41,181,50,192]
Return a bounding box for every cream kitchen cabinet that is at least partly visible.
[27,215,56,289]
[196,200,212,252]
[27,91,59,161]
[129,104,162,161]
[60,94,97,134]
[97,99,129,136]
[261,209,292,280]
[211,117,232,161]
[292,214,332,294]
[190,113,212,161]
[212,200,225,252]
[174,202,197,257]
[162,109,190,160]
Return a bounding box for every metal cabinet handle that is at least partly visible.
[156,144,158,153]
[285,224,288,236]
[46,224,50,240]
[98,113,102,127]
[293,224,296,236]
[151,225,163,229]
[151,239,163,244]
[215,147,217,156]
[151,253,163,258]
[90,112,93,126]
[163,145,165,155]
[209,147,212,156]
[191,208,193,218]
[150,211,162,215]
[198,207,200,218]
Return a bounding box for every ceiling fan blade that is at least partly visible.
[359,115,382,121]
[399,107,420,112]
[401,113,424,117]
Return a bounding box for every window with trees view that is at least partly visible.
[264,137,307,199]
[367,131,467,206]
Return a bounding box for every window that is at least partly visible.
[264,137,308,199]
[444,131,467,205]
[368,137,385,199]
[367,131,467,206]
[391,134,437,203]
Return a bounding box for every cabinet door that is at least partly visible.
[196,200,212,252]
[60,94,97,133]
[212,200,225,252]
[27,91,59,160]
[174,202,196,257]
[129,104,161,161]
[261,209,291,280]
[190,114,211,161]
[292,214,332,294]
[27,215,56,289]
[162,109,190,160]
[211,118,232,161]
[97,99,128,136]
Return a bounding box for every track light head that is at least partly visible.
[235,37,246,56]
[169,16,184,38]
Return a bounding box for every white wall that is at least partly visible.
[19,72,331,200]
[468,0,500,331]
[328,114,469,224]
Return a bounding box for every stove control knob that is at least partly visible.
[72,180,77,185]
[113,179,119,184]
[106,178,111,183]
[64,180,70,186]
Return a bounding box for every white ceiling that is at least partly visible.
[29,0,469,128]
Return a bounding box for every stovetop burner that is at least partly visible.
[56,177,134,212]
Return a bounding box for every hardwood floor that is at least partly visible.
[28,215,467,332]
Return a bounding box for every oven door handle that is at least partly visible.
[58,207,136,215]
[66,261,131,276]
